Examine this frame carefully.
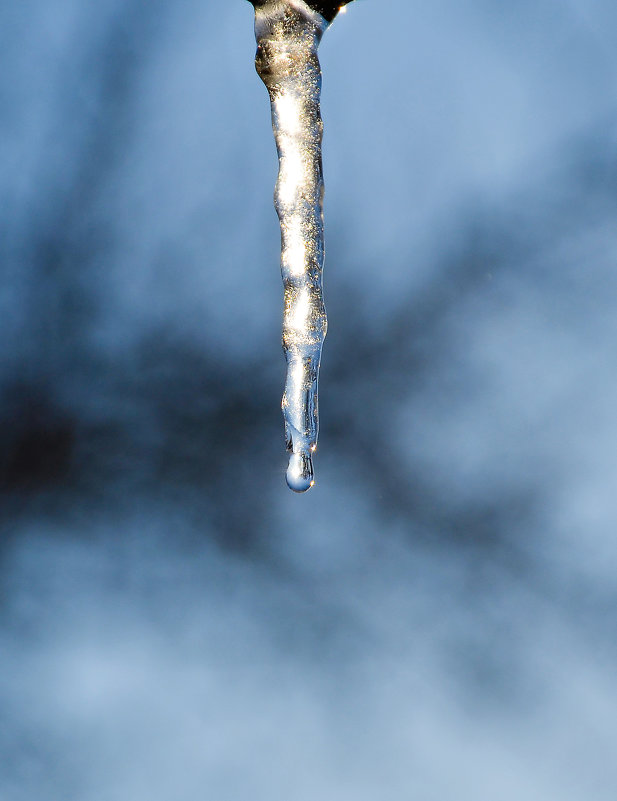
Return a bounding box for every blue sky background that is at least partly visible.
[2,1,617,798]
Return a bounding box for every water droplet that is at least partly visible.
[286,449,314,493]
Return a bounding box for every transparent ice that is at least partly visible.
[252,0,338,492]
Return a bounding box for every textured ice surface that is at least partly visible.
[252,0,333,492]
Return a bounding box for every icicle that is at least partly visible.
[251,0,347,492]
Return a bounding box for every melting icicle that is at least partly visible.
[251,0,350,492]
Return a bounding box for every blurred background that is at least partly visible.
[2,0,617,798]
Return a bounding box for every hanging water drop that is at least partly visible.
[249,0,352,492]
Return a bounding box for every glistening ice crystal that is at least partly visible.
[250,0,351,492]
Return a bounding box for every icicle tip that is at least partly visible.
[286,450,315,492]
